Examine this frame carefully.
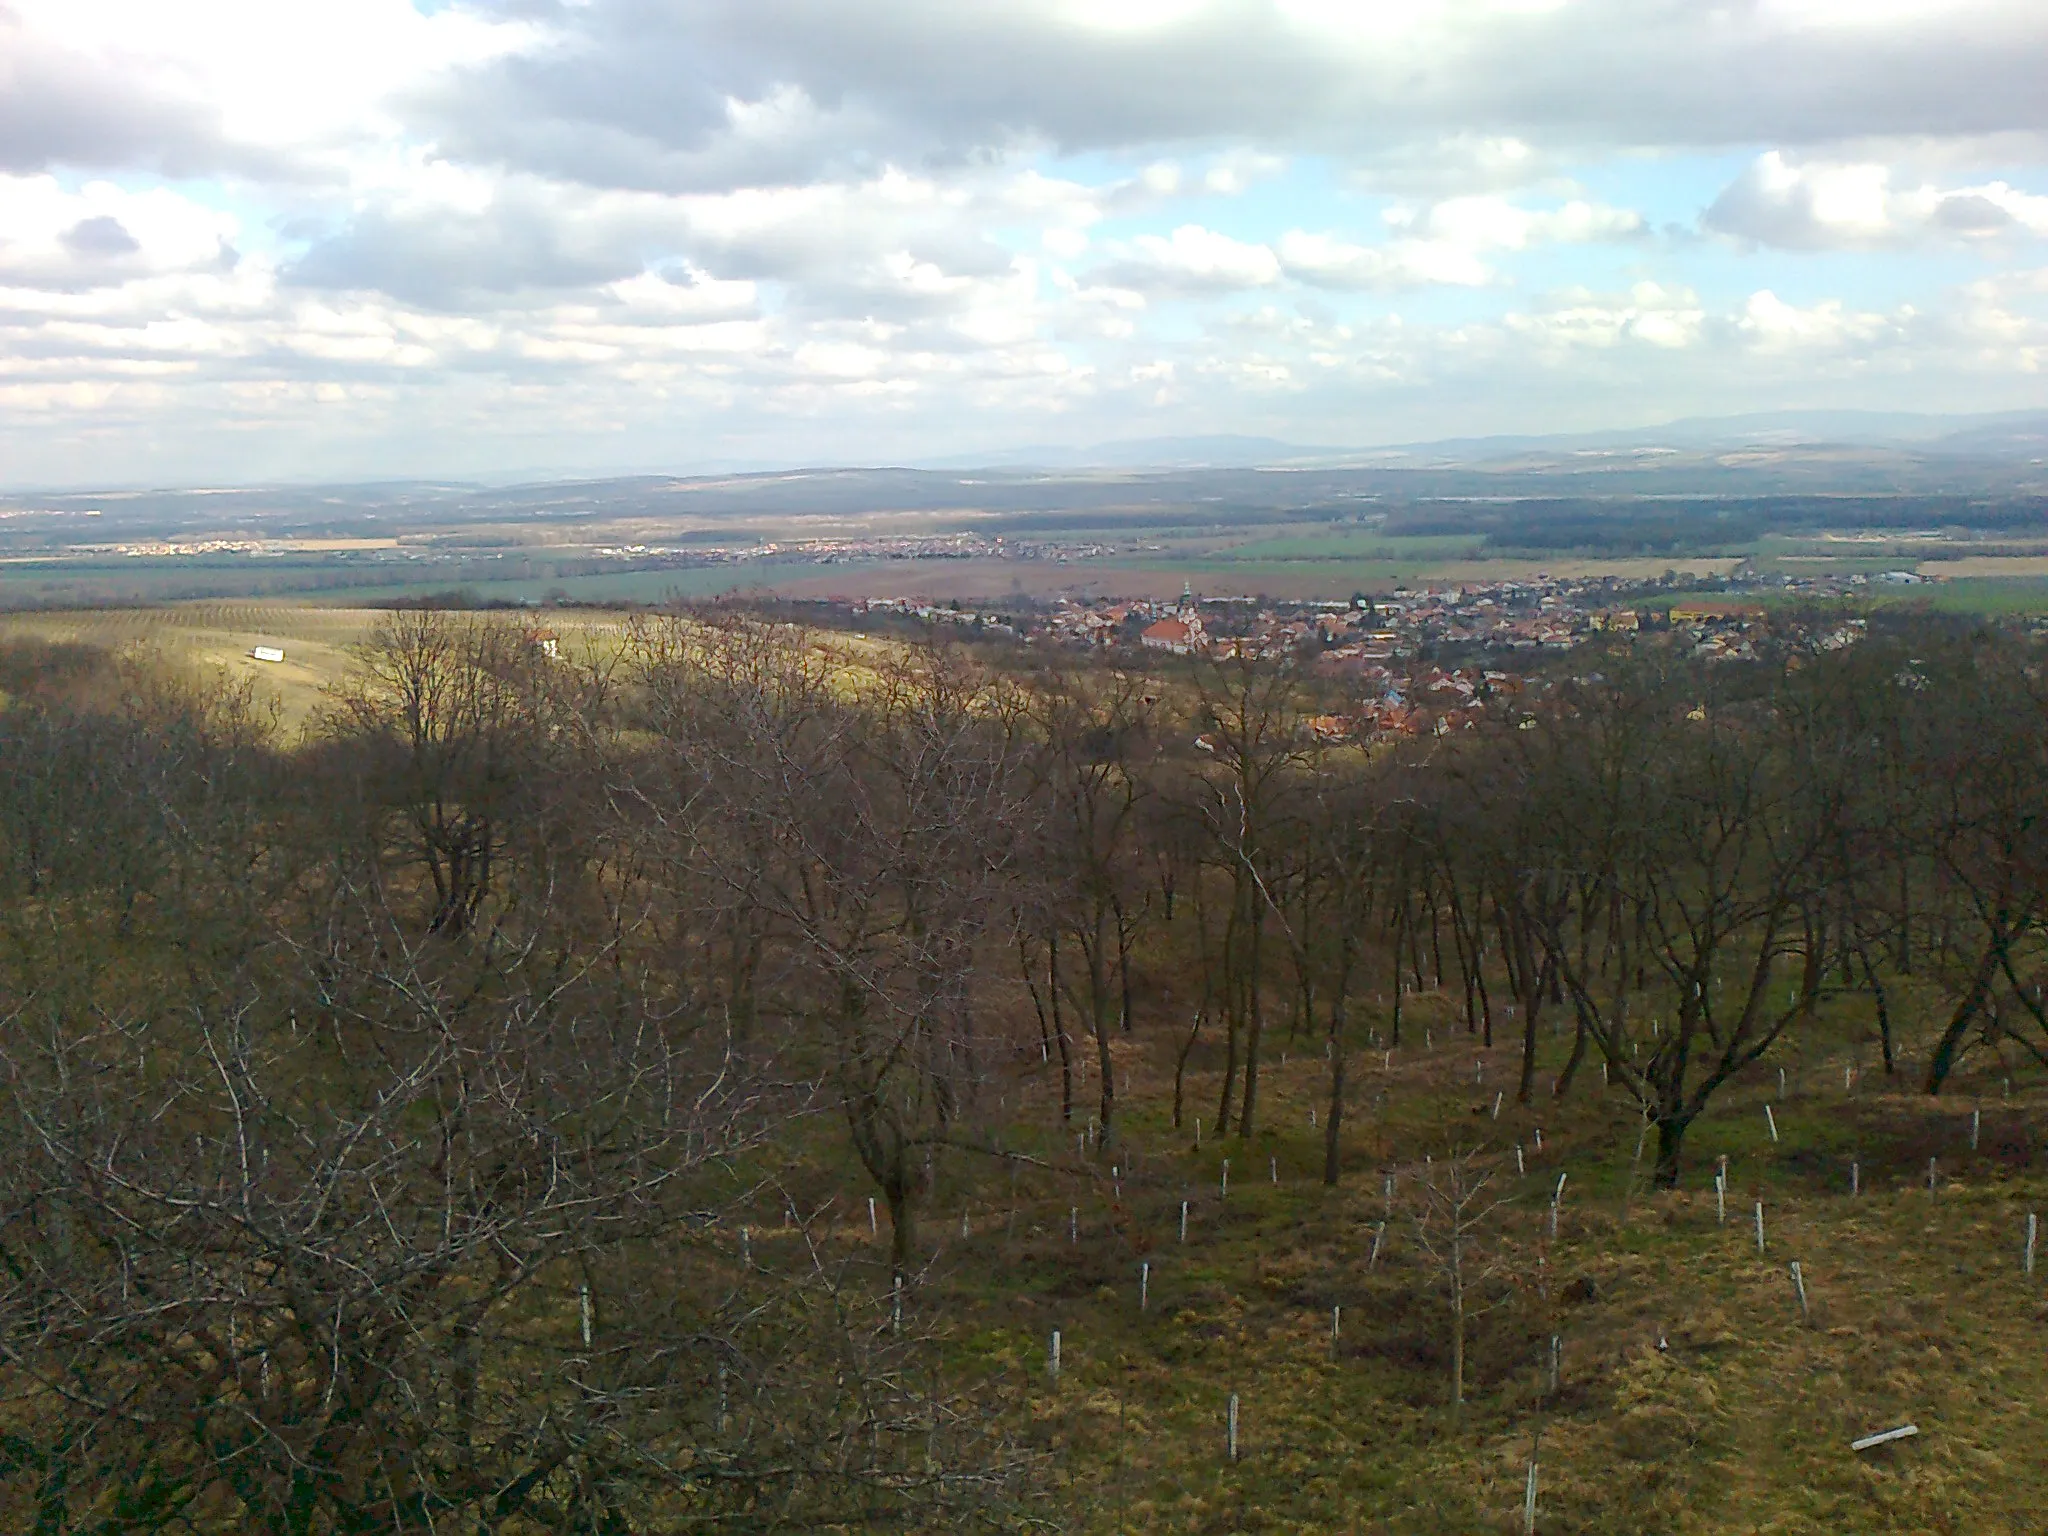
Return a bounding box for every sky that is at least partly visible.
[3,0,2047,487]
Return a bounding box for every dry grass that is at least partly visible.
[864,989,2048,1533]
[0,602,916,730]
[0,603,647,730]
[1922,557,2048,579]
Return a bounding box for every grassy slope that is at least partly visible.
[876,982,2047,1533]
[0,605,641,729]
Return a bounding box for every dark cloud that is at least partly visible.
[419,0,2048,193]
[61,214,141,258]
[0,10,229,175]
[282,197,655,308]
[1932,193,2015,232]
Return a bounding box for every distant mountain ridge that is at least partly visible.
[919,410,2048,472]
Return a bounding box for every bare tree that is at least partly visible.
[1407,1152,1513,1417]
[628,622,1033,1285]
[1022,666,1153,1150]
[1178,655,1307,1140]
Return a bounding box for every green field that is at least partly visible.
[1216,533,1485,562]
[0,558,768,609]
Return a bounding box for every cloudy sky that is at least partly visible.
[4,0,2047,486]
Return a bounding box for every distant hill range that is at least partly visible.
[921,410,2048,471]
[6,410,2046,539]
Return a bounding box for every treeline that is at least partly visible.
[0,612,2044,1529]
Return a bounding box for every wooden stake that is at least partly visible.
[1227,1393,1239,1462]
[1221,1160,1229,1199]
[1927,1157,1938,1195]
[1516,1144,1526,1175]
[2026,1213,2037,1278]
[1369,1222,1385,1268]
[1331,1305,1341,1357]
[1754,1201,1766,1255]
[1049,1329,1061,1384]
[1547,1334,1560,1396]
[1492,1091,1503,1120]
[1765,1105,1779,1143]
[1971,1109,1981,1151]
[1523,1458,1539,1535]
[868,1196,877,1236]
[1270,1156,1278,1186]
[1140,1262,1149,1311]
[580,1283,592,1349]
[1851,1160,1860,1197]
[1789,1261,1809,1322]
[1179,1200,1188,1243]
[1070,1207,1078,1244]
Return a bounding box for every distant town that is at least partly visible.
[763,566,1910,741]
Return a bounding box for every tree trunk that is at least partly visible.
[1323,998,1346,1187]
[1172,1009,1204,1130]
[1116,901,1136,1037]
[1554,1008,1588,1098]
[1239,903,1265,1139]
[1093,1009,1116,1152]
[1517,985,1540,1105]
[887,1182,917,1285]
[1049,936,1074,1124]
[1449,1285,1465,1415]
[1925,936,2003,1094]
[1651,1114,1689,1189]
[1857,944,1896,1076]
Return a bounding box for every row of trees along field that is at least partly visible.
[0,609,2041,1531]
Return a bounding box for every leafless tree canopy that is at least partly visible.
[2,607,2047,1524]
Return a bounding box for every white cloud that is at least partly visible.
[1276,230,1490,288]
[3,0,542,179]
[1395,195,1644,249]
[0,176,241,290]
[3,0,2048,482]
[1504,282,1708,352]
[1103,225,1284,292]
[1706,152,2048,249]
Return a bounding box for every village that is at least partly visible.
[839,570,1882,741]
